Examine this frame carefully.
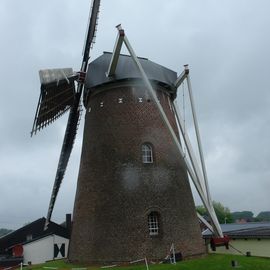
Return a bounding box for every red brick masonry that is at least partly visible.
[69,81,205,263]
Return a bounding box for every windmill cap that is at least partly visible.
[85,52,177,91]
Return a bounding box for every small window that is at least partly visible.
[148,212,159,236]
[142,144,153,163]
[26,234,32,241]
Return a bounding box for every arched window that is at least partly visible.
[148,212,159,236]
[142,144,153,163]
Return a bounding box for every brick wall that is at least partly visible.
[69,81,205,263]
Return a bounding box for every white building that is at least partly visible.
[23,234,69,265]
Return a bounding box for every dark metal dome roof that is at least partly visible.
[85,52,177,90]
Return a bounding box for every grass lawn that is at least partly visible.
[24,254,270,270]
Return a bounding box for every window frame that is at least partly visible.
[26,234,33,241]
[142,143,153,164]
[148,211,160,236]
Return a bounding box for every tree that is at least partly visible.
[256,211,270,221]
[196,205,207,216]
[231,211,254,222]
[213,201,233,224]
[196,201,233,224]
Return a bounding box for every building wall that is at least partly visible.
[69,81,205,263]
[0,218,70,256]
[208,239,270,258]
[23,235,69,265]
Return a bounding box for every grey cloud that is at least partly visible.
[1,0,270,228]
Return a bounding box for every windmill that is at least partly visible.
[31,0,228,264]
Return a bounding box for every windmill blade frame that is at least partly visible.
[45,99,82,227]
[31,68,78,136]
[44,0,101,227]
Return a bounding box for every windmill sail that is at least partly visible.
[31,68,78,135]
[44,0,101,227]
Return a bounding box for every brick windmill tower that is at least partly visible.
[68,49,205,262]
[31,0,224,264]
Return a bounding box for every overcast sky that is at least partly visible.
[1,0,270,229]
